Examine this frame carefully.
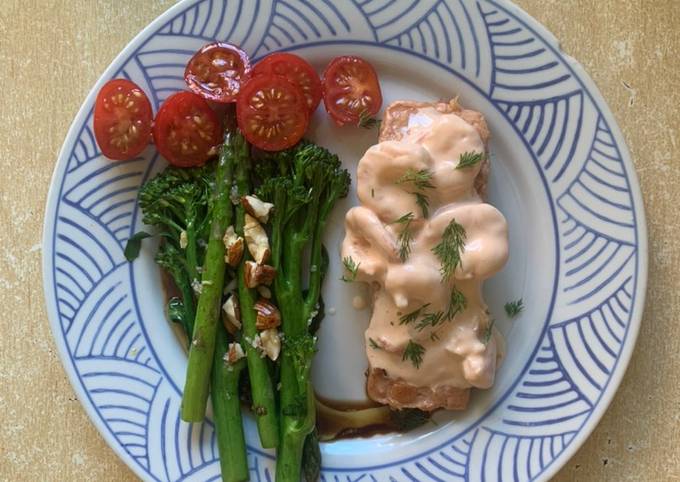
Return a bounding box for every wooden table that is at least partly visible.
[1,1,677,480]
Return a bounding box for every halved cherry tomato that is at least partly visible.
[236,75,309,151]
[251,53,322,113]
[322,56,382,126]
[94,79,153,160]
[152,91,222,167]
[185,42,250,103]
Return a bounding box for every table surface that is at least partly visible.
[1,1,678,480]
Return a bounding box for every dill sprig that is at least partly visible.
[396,169,434,219]
[430,331,440,342]
[396,168,435,190]
[391,212,415,225]
[414,192,430,218]
[358,110,381,129]
[340,256,360,283]
[399,303,430,325]
[504,299,524,318]
[400,288,466,333]
[392,212,414,261]
[398,228,412,261]
[482,319,496,344]
[402,340,425,368]
[445,286,467,320]
[456,151,486,169]
[368,337,381,350]
[414,311,444,331]
[432,218,466,280]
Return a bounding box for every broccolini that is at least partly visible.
[257,142,351,482]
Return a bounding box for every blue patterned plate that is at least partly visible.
[43,1,647,480]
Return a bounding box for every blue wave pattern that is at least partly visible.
[255,1,361,57]
[478,4,589,187]
[48,0,639,480]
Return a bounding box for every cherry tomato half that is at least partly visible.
[251,53,322,113]
[184,42,251,103]
[322,56,382,126]
[236,75,309,151]
[152,91,222,167]
[93,79,153,160]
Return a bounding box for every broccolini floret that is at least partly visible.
[138,165,213,282]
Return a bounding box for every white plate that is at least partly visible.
[43,1,647,480]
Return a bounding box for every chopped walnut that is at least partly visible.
[241,195,274,224]
[222,294,241,334]
[225,342,245,364]
[244,214,271,264]
[260,329,281,361]
[257,285,272,299]
[244,261,276,288]
[223,226,244,267]
[254,298,281,330]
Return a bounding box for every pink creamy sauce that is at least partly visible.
[342,107,509,392]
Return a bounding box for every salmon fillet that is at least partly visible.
[363,99,491,411]
[367,368,471,412]
[379,99,491,200]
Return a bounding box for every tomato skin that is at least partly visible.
[94,79,153,160]
[322,56,382,126]
[185,42,251,103]
[236,75,309,152]
[152,91,222,167]
[251,53,322,113]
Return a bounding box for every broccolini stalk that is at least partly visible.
[169,273,248,482]
[258,143,350,481]
[155,243,196,337]
[212,324,249,482]
[234,151,279,449]
[181,129,241,422]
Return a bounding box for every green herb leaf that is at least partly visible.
[398,227,412,261]
[368,337,381,350]
[396,168,435,190]
[414,192,430,218]
[402,340,426,368]
[391,212,415,225]
[432,219,466,280]
[358,110,381,129]
[399,303,431,325]
[414,311,444,331]
[124,231,152,261]
[456,151,486,169]
[445,286,467,320]
[504,299,524,318]
[340,256,360,283]
[482,319,496,344]
[391,213,415,262]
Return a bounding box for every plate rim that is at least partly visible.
[41,1,648,480]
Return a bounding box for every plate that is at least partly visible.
[43,1,647,480]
